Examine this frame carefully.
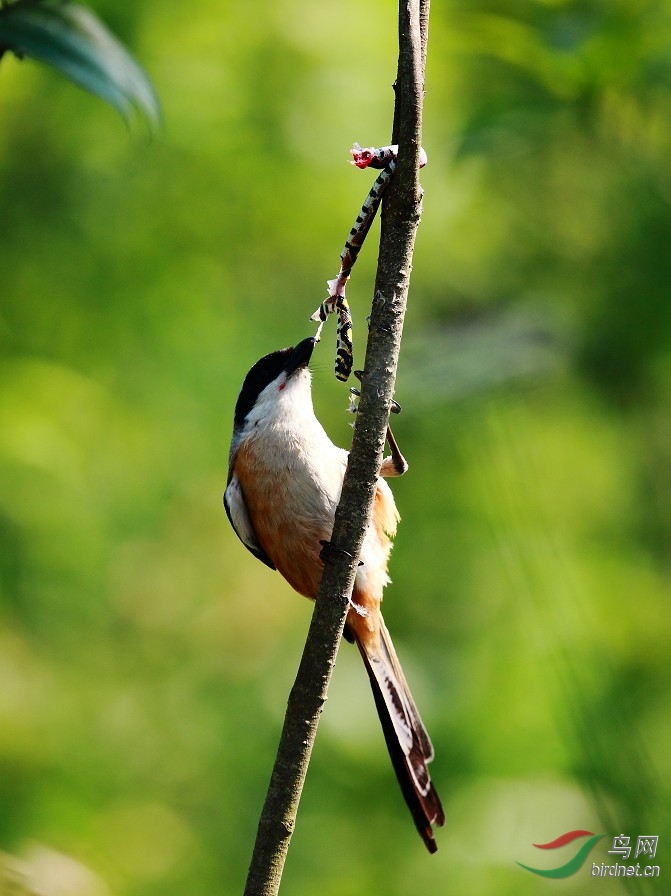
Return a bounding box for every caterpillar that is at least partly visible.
[312,143,426,381]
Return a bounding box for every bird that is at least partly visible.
[224,336,444,852]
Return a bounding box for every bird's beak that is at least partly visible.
[283,337,316,376]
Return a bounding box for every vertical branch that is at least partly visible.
[242,3,428,894]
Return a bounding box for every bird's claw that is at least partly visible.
[319,539,364,567]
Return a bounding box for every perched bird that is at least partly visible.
[224,336,444,851]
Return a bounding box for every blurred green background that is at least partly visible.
[1,1,670,894]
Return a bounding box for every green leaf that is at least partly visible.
[0,0,160,128]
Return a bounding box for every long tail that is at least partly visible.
[353,617,445,852]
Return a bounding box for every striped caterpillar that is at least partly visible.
[311,143,427,381]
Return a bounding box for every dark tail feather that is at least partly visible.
[354,619,445,852]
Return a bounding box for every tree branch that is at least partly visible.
[242,3,428,894]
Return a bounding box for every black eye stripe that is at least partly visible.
[234,348,293,426]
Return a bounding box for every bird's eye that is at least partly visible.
[278,382,286,391]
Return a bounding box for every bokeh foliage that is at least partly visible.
[1,1,670,894]
[0,0,159,127]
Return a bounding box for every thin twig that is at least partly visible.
[242,3,428,893]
